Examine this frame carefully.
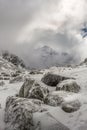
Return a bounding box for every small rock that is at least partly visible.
[56,79,80,93]
[44,91,67,106]
[61,100,81,113]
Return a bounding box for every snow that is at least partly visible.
[0,81,23,130]
[0,64,87,130]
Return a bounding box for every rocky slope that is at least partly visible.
[2,51,26,68]
[0,57,87,130]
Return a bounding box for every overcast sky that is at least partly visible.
[0,0,87,66]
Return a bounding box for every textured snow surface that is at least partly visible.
[0,65,87,130]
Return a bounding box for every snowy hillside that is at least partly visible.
[2,51,26,68]
[0,58,87,130]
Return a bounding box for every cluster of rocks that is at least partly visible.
[4,73,81,130]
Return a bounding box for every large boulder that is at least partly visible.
[28,82,49,101]
[41,73,70,86]
[61,100,81,113]
[19,78,35,98]
[44,91,68,106]
[19,78,49,101]
[56,79,80,93]
[4,96,43,130]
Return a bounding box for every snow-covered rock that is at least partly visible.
[61,100,81,113]
[2,51,26,68]
[44,91,67,106]
[19,78,35,98]
[19,78,49,101]
[41,73,70,86]
[28,82,49,101]
[4,96,44,130]
[56,80,80,93]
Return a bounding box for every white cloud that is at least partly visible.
[0,0,87,67]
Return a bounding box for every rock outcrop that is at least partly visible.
[2,51,26,68]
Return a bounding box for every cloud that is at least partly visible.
[0,0,87,68]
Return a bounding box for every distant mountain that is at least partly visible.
[2,51,26,68]
[31,45,74,69]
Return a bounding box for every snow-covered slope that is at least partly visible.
[2,51,26,68]
[0,61,87,130]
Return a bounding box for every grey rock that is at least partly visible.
[4,96,43,130]
[19,78,35,98]
[56,79,80,93]
[41,73,70,87]
[19,78,49,101]
[28,82,49,101]
[2,51,26,68]
[44,91,67,106]
[61,100,81,113]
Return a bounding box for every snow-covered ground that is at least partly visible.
[0,65,87,130]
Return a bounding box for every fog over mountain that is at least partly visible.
[0,0,87,68]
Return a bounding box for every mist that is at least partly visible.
[0,0,87,68]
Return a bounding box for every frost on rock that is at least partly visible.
[44,91,68,106]
[56,79,80,93]
[4,96,43,130]
[19,78,35,98]
[61,100,81,113]
[19,78,49,101]
[41,73,70,86]
[28,82,49,101]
